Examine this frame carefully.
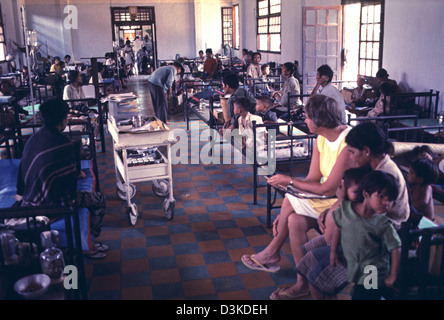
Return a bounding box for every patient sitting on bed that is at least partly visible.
[255,95,277,123]
[233,97,265,151]
[16,97,79,207]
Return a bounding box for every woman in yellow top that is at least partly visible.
[241,94,352,299]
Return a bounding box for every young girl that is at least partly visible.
[330,170,402,300]
[407,157,439,221]
[292,166,371,300]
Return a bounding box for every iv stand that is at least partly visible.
[20,5,36,124]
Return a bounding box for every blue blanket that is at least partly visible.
[0,159,93,251]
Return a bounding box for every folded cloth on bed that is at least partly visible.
[189,89,224,105]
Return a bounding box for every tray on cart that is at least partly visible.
[107,116,175,148]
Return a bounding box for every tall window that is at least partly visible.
[358,1,384,76]
[233,5,240,49]
[221,7,233,48]
[257,0,281,53]
[0,5,6,62]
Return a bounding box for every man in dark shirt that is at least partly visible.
[16,98,79,206]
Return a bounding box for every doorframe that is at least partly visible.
[302,6,343,94]
[110,6,158,70]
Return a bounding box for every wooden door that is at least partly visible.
[303,6,342,94]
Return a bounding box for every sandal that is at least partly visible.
[93,241,109,252]
[85,251,107,260]
[270,287,310,300]
[241,254,280,273]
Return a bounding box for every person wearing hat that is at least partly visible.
[147,61,183,124]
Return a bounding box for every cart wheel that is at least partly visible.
[163,199,175,221]
[127,204,138,226]
[152,179,170,197]
[117,183,136,200]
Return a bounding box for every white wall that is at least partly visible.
[0,0,26,71]
[383,0,444,113]
[17,0,198,63]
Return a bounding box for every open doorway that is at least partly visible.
[302,1,384,93]
[111,7,158,74]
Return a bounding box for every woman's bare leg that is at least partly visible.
[271,213,317,297]
[250,197,296,265]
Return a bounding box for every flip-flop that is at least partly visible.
[85,251,107,260]
[93,241,109,252]
[269,287,310,300]
[241,254,280,273]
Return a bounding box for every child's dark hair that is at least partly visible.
[356,170,399,203]
[67,70,80,84]
[233,97,251,112]
[411,145,439,161]
[283,62,295,75]
[257,95,272,108]
[39,97,69,128]
[223,73,239,90]
[410,158,439,185]
[261,64,269,72]
[343,166,372,192]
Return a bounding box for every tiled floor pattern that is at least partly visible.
[8,76,442,300]
[85,76,321,300]
[85,77,444,300]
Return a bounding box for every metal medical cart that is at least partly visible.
[107,114,176,225]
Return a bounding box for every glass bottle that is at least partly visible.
[39,230,65,281]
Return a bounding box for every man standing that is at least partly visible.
[148,62,183,124]
[132,36,144,75]
[310,64,346,124]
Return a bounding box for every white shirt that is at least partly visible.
[63,84,86,103]
[133,38,144,55]
[318,83,346,123]
[238,113,265,152]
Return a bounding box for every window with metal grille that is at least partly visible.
[257,0,281,53]
[0,5,6,62]
[358,1,384,77]
[112,7,154,23]
[221,7,233,48]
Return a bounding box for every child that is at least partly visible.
[296,166,371,300]
[330,170,402,300]
[367,81,396,117]
[407,157,439,221]
[259,64,272,93]
[233,97,264,151]
[255,95,277,123]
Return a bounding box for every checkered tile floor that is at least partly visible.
[83,76,444,300]
[87,111,309,300]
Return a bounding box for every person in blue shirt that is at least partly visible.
[148,62,183,123]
